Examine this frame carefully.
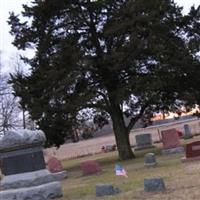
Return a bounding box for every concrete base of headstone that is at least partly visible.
[134,145,155,151]
[162,146,184,155]
[0,181,62,200]
[52,171,67,181]
[144,177,165,192]
[0,169,54,190]
[96,184,121,197]
[181,156,200,162]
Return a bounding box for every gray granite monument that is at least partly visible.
[135,133,154,150]
[0,129,63,200]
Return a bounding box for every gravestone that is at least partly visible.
[47,156,67,181]
[144,153,157,167]
[144,177,165,192]
[183,124,193,139]
[0,129,62,200]
[135,133,154,150]
[96,184,120,197]
[161,129,184,154]
[182,141,200,162]
[47,157,63,173]
[80,160,102,175]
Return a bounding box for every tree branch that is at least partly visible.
[126,103,148,133]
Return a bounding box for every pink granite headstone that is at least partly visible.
[47,156,64,173]
[161,129,180,149]
[182,141,200,162]
[80,160,102,175]
[186,141,200,158]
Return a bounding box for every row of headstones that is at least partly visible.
[101,124,193,153]
[80,153,156,176]
[96,177,165,197]
[81,154,164,197]
[135,124,193,151]
[79,123,198,198]
[94,147,200,198]
[135,124,200,161]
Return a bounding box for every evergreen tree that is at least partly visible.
[8,0,200,160]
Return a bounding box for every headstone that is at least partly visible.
[0,129,63,200]
[161,129,184,154]
[46,156,67,181]
[95,184,120,197]
[183,124,193,139]
[135,133,154,150]
[182,141,200,162]
[80,160,101,175]
[144,153,157,167]
[47,157,63,173]
[144,177,165,192]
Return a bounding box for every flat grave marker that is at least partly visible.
[80,160,102,175]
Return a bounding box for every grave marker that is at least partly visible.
[96,184,120,197]
[144,153,157,167]
[144,177,165,192]
[161,129,184,154]
[135,133,154,150]
[0,129,63,200]
[182,141,200,162]
[80,160,102,175]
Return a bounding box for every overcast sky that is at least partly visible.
[0,0,200,73]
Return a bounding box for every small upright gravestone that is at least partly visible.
[0,130,62,200]
[135,133,154,150]
[183,124,193,139]
[161,129,184,155]
[47,156,67,181]
[144,153,157,167]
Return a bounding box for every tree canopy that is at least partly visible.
[8,0,200,160]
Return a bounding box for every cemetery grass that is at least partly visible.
[59,138,200,200]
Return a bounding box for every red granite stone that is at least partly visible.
[186,141,200,158]
[80,160,101,175]
[47,156,64,173]
[161,129,180,149]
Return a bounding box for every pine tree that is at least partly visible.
[8,0,200,160]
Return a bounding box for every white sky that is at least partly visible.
[0,0,200,73]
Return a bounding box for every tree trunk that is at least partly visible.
[109,100,135,160]
[22,109,26,129]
